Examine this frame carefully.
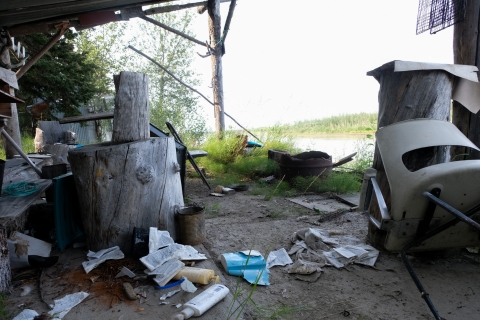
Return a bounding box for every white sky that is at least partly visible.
[187,0,454,130]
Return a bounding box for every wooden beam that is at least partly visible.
[58,111,114,124]
[16,23,69,80]
[140,15,206,47]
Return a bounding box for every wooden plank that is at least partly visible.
[189,150,208,158]
[58,111,114,124]
[0,68,18,89]
[0,179,51,225]
[0,88,24,104]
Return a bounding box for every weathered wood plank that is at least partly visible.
[112,72,150,143]
[0,179,51,226]
[0,228,11,293]
[58,111,114,124]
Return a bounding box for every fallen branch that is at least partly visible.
[220,0,237,54]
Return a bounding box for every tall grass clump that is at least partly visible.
[0,131,35,159]
[196,126,297,183]
[345,134,375,174]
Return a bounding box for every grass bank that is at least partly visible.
[194,127,374,198]
[255,112,377,135]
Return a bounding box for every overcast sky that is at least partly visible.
[186,0,454,130]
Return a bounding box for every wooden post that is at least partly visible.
[68,72,184,254]
[208,0,225,136]
[367,65,453,247]
[452,0,480,159]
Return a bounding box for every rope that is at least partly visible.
[1,181,41,197]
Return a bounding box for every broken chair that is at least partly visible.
[361,118,480,319]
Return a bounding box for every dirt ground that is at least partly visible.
[5,178,480,320]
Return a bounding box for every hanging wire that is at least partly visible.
[2,181,41,197]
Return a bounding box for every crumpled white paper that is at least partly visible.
[82,246,124,273]
[266,248,293,269]
[48,291,89,319]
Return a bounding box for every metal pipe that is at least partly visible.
[0,128,42,176]
[371,177,391,221]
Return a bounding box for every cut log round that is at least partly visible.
[368,68,452,248]
[112,72,150,143]
[68,137,184,254]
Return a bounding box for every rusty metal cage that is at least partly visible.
[416,0,466,35]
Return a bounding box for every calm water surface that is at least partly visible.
[293,134,373,162]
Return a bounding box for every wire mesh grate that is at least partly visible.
[416,0,466,35]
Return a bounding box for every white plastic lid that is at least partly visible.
[181,307,195,319]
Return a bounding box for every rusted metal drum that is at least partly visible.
[272,150,333,181]
[176,204,206,245]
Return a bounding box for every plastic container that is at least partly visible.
[172,267,220,285]
[170,284,229,320]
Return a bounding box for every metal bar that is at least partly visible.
[371,177,391,221]
[165,122,211,190]
[416,188,441,239]
[423,191,480,231]
[0,128,42,176]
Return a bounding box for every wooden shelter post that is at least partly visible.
[208,0,225,136]
[452,0,480,159]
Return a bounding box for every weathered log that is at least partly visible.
[68,137,184,254]
[0,228,11,293]
[112,72,150,143]
[452,0,480,159]
[367,66,452,247]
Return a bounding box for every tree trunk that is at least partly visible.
[68,71,184,255]
[2,86,22,159]
[68,137,184,254]
[452,0,480,159]
[112,72,150,143]
[368,68,453,247]
[208,0,225,136]
[0,228,11,293]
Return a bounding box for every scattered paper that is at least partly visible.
[149,227,174,253]
[140,243,184,271]
[150,259,185,287]
[176,245,207,261]
[160,289,180,300]
[12,309,39,320]
[115,266,136,278]
[180,277,197,293]
[266,248,293,269]
[48,292,89,319]
[82,246,124,273]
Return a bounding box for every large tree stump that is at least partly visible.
[68,72,184,254]
[366,64,452,248]
[69,137,183,254]
[0,228,11,293]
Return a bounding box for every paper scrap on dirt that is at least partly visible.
[12,309,39,320]
[115,266,136,278]
[48,291,89,319]
[150,258,185,287]
[140,243,184,271]
[288,195,351,213]
[266,248,293,268]
[288,228,379,271]
[82,246,124,273]
[221,251,270,285]
[149,227,174,253]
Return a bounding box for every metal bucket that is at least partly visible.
[176,204,206,245]
[0,159,5,196]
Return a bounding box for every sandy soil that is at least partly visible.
[5,178,480,320]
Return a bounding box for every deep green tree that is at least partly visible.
[15,30,98,132]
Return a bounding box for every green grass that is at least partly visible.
[255,112,377,135]
[0,132,35,159]
[0,294,8,319]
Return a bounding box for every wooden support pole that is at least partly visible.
[140,15,206,47]
[16,23,69,80]
[208,0,225,136]
[452,0,480,160]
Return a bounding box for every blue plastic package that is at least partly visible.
[220,250,270,285]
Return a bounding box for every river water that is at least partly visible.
[292,134,373,162]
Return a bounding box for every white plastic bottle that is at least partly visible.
[170,284,230,320]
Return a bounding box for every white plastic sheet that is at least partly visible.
[82,246,124,273]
